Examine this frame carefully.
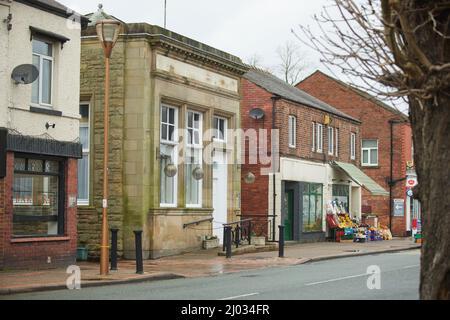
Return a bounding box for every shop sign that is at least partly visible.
[393,199,405,217]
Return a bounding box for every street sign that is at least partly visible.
[406,177,418,188]
[393,199,405,217]
[406,189,414,197]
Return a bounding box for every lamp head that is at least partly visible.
[95,19,121,58]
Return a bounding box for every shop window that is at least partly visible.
[185,110,203,207]
[32,39,53,106]
[332,184,349,213]
[160,104,178,207]
[213,116,227,142]
[78,103,90,205]
[302,183,323,232]
[13,156,63,237]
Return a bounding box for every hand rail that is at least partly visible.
[222,218,253,227]
[183,217,214,229]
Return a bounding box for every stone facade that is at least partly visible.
[297,70,413,236]
[79,20,247,259]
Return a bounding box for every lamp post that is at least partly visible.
[96,19,121,276]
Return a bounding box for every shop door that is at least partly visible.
[212,151,228,243]
[284,190,294,240]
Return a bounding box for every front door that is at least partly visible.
[284,190,294,241]
[213,151,228,243]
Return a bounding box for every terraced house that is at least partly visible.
[0,0,87,269]
[78,7,248,259]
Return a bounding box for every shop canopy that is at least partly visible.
[332,161,389,196]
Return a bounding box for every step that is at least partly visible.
[218,243,278,256]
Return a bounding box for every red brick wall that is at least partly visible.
[241,78,361,236]
[0,152,78,270]
[298,71,413,236]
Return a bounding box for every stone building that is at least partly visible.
[241,69,388,242]
[0,0,87,269]
[297,70,415,236]
[78,8,248,259]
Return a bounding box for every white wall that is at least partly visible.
[0,1,81,141]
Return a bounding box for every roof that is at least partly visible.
[244,69,360,123]
[16,0,89,27]
[299,70,409,121]
[332,161,389,196]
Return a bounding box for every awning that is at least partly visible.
[332,161,389,196]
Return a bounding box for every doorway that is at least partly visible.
[212,151,228,243]
[284,190,294,241]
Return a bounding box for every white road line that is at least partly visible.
[219,292,260,300]
[402,264,420,269]
[305,273,368,286]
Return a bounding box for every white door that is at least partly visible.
[213,151,228,243]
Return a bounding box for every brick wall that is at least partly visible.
[298,71,413,236]
[241,78,361,236]
[0,152,78,270]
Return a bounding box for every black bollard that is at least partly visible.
[134,230,144,274]
[225,226,232,259]
[248,221,252,245]
[110,228,119,271]
[278,225,285,258]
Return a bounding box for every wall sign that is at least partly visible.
[393,199,405,217]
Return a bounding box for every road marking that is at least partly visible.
[219,292,260,300]
[305,273,368,286]
[402,264,420,269]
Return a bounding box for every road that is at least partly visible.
[2,250,420,300]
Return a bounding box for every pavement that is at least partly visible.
[0,238,420,295]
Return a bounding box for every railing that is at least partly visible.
[183,217,214,229]
[236,214,277,242]
[222,219,253,255]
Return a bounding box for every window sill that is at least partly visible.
[11,236,70,244]
[30,105,62,117]
[361,165,380,169]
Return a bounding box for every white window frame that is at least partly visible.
[311,122,316,152]
[362,139,379,166]
[335,128,339,157]
[77,103,90,206]
[288,115,297,148]
[213,116,227,142]
[186,110,203,208]
[328,126,334,155]
[160,104,179,208]
[316,123,323,153]
[350,132,356,160]
[31,39,54,107]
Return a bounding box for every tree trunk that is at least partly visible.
[409,94,450,299]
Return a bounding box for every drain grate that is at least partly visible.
[343,249,361,253]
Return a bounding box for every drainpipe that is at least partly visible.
[271,95,281,241]
[388,119,408,231]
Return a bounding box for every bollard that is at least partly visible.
[110,228,119,271]
[278,225,285,258]
[248,221,252,245]
[225,226,232,259]
[134,230,144,274]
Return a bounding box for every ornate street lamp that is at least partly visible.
[96,19,121,276]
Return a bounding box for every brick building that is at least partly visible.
[78,7,247,259]
[297,70,415,236]
[241,69,388,242]
[0,0,87,269]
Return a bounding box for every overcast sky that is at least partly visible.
[60,0,408,113]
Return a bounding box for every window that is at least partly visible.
[332,184,349,213]
[160,104,178,207]
[316,123,323,153]
[335,128,339,157]
[328,127,334,155]
[213,116,227,142]
[311,122,315,151]
[77,104,89,205]
[32,39,53,106]
[362,139,378,166]
[302,183,323,233]
[186,110,203,207]
[13,156,63,237]
[350,132,356,160]
[288,115,296,148]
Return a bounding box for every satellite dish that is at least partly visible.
[11,64,39,84]
[249,108,265,120]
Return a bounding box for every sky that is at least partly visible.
[60,0,408,113]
